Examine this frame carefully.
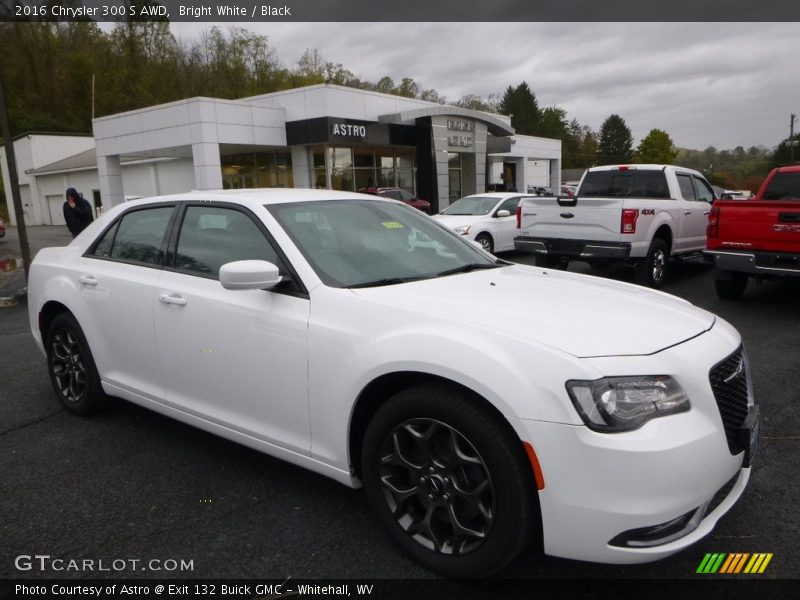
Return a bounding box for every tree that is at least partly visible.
[538,106,568,140]
[769,134,800,168]
[635,129,677,164]
[498,82,538,135]
[453,94,498,113]
[596,114,633,165]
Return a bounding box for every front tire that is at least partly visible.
[474,233,493,254]
[361,384,539,577]
[635,238,669,288]
[45,313,106,415]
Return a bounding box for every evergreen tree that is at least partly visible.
[596,114,633,165]
[498,82,539,135]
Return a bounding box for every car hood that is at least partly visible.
[432,214,488,228]
[350,264,715,358]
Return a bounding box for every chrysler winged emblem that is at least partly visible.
[724,356,745,383]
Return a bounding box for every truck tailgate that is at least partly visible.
[716,200,800,253]
[518,197,623,242]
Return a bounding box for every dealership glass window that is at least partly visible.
[311,145,417,194]
[448,153,462,203]
[221,150,293,190]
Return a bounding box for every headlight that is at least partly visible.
[566,376,690,432]
[453,225,471,235]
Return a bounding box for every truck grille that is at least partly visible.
[709,346,750,455]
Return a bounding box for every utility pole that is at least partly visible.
[0,70,32,281]
[791,114,797,164]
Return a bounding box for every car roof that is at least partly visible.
[459,193,529,200]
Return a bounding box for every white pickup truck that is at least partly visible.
[514,164,716,287]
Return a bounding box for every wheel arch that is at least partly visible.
[39,300,73,339]
[652,224,673,254]
[348,371,524,481]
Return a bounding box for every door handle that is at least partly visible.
[704,210,710,215]
[78,275,98,286]
[684,211,692,215]
[159,293,188,307]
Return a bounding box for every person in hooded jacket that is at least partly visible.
[63,187,94,238]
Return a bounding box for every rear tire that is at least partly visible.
[635,238,669,288]
[714,271,748,300]
[45,313,106,415]
[361,384,539,577]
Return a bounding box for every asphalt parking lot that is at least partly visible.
[1,226,798,588]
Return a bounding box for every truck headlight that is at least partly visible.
[566,376,690,432]
[453,225,471,235]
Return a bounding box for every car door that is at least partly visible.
[79,204,176,401]
[153,203,311,454]
[492,196,523,252]
[675,172,708,253]
[689,175,715,250]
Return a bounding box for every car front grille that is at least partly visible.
[709,346,750,455]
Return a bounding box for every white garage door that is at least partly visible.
[47,195,66,226]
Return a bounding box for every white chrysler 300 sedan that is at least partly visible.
[28,189,758,577]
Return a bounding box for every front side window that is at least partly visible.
[174,206,281,278]
[496,197,522,215]
[692,176,715,203]
[90,206,174,265]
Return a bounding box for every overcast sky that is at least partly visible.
[169,22,798,151]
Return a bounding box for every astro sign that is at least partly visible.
[447,119,474,148]
[330,121,368,141]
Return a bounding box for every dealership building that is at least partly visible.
[1,84,561,226]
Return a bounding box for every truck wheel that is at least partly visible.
[714,271,748,300]
[535,255,569,270]
[45,313,107,415]
[635,239,669,288]
[361,384,539,577]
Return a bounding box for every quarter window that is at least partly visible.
[174,206,281,278]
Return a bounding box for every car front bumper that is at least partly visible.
[510,323,755,564]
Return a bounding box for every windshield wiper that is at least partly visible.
[434,262,505,277]
[347,276,426,289]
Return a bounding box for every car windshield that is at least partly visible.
[267,199,502,288]
[440,196,501,216]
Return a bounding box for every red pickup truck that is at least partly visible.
[706,165,800,299]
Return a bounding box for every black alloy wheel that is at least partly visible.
[362,384,539,577]
[46,313,106,415]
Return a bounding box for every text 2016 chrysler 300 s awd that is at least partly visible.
[28,189,758,577]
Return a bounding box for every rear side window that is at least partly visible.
[579,170,670,199]
[90,206,174,265]
[762,172,800,200]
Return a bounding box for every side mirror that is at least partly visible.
[496,209,511,218]
[219,260,282,290]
